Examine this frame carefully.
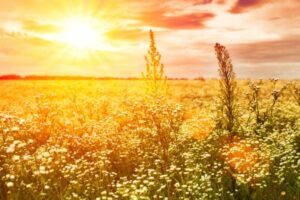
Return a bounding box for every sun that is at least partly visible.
[61,18,98,49]
[45,16,113,59]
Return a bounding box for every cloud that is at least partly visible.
[229,0,270,14]
[138,11,215,29]
[105,29,146,41]
[229,35,300,63]
[0,31,55,56]
[0,28,7,36]
[215,0,226,4]
[22,20,60,33]
[190,0,213,5]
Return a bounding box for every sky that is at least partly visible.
[0,0,299,78]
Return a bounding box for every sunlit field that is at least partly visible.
[0,78,300,200]
[1,0,300,199]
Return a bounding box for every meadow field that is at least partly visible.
[0,79,300,200]
[1,0,300,199]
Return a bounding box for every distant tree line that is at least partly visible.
[0,74,206,81]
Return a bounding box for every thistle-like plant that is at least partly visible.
[246,79,287,131]
[214,43,238,135]
[289,82,300,106]
[142,30,168,94]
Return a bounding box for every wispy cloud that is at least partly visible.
[22,20,60,33]
[105,29,146,41]
[137,11,215,29]
[230,35,300,63]
[229,0,270,14]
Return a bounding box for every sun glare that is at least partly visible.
[61,18,98,49]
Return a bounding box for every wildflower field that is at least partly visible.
[0,78,300,200]
[0,0,299,199]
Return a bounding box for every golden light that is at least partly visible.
[224,139,258,173]
[60,18,99,49]
[181,110,215,141]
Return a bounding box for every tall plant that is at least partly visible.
[290,82,300,106]
[142,30,168,94]
[214,43,238,135]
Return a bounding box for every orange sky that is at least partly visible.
[0,0,299,78]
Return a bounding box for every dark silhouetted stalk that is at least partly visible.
[215,43,238,135]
